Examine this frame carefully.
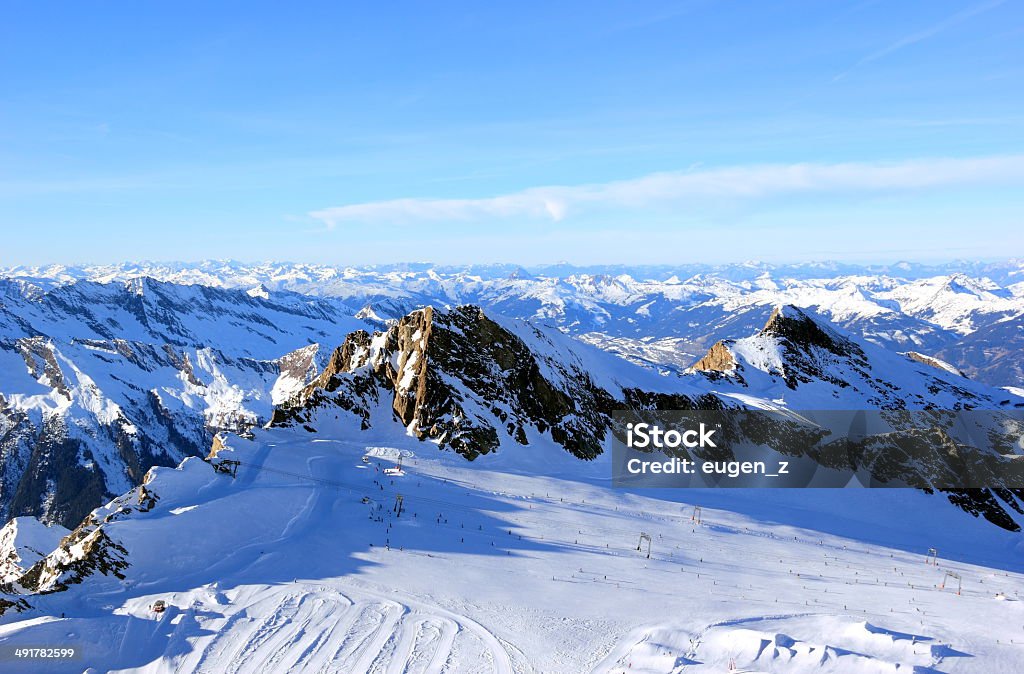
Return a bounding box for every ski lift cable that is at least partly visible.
[225,458,991,592]
[228,458,713,560]
[228,458,894,569]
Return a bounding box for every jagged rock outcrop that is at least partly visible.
[690,341,738,377]
[273,305,630,459]
[0,469,168,611]
[904,351,966,378]
[15,521,129,595]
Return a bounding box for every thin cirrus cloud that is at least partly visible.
[309,155,1024,229]
[833,0,1007,81]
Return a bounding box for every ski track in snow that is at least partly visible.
[142,584,508,674]
[3,434,1023,673]
[174,445,515,674]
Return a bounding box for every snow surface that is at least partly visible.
[2,425,1023,673]
[0,517,69,583]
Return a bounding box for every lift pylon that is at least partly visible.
[940,570,962,596]
[637,532,652,559]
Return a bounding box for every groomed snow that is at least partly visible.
[1,425,1022,673]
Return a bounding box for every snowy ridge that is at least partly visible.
[0,278,369,527]
[0,517,69,583]
[5,261,1023,388]
[687,305,1019,411]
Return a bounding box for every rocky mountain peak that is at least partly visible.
[760,305,855,357]
[689,341,737,376]
[273,305,626,460]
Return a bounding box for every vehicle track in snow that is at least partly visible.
[166,582,510,674]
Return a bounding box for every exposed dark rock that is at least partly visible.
[690,341,737,374]
[274,305,627,460]
[905,351,966,378]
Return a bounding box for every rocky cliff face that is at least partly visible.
[758,305,870,390]
[273,305,647,459]
[904,351,966,377]
[690,341,738,377]
[0,278,365,528]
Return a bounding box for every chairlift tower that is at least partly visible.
[927,548,938,566]
[637,532,652,559]
[940,570,962,595]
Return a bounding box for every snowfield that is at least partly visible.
[2,423,1023,673]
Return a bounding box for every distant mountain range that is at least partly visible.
[5,260,1023,386]
[1,261,1023,534]
[6,258,1024,284]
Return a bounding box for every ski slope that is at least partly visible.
[1,427,1023,673]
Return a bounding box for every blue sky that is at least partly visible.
[1,0,1022,265]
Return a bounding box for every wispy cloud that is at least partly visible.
[310,155,1024,228]
[834,0,1006,80]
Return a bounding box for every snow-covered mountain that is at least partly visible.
[265,303,1024,531]
[2,294,1024,670]
[6,258,1024,287]
[0,277,368,528]
[687,305,1013,409]
[271,305,715,462]
[5,260,1022,388]
[0,516,68,583]
[3,268,1023,533]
